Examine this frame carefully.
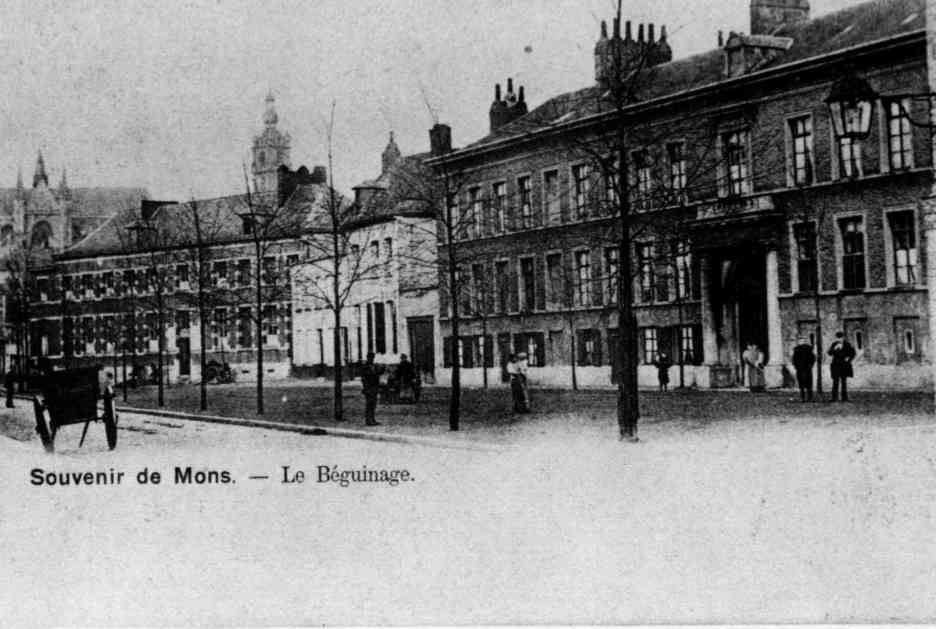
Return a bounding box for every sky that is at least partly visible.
[0,0,862,201]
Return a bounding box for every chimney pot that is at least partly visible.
[660,24,667,41]
[495,83,501,101]
[518,86,525,103]
[430,123,452,156]
[648,23,655,43]
[507,77,514,93]
[600,20,608,38]
[638,23,644,43]
[623,20,630,41]
[718,30,724,47]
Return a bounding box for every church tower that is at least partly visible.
[251,92,291,194]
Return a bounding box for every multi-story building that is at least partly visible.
[26,97,331,383]
[434,0,936,390]
[291,129,444,381]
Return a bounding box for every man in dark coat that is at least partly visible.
[397,354,416,402]
[828,331,856,402]
[361,352,383,425]
[791,339,816,402]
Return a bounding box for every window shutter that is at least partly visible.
[693,324,703,364]
[462,337,474,368]
[509,260,519,312]
[534,332,545,367]
[534,255,546,311]
[443,337,452,368]
[483,335,494,368]
[594,330,603,366]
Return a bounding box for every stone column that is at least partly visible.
[765,247,784,387]
[699,254,718,388]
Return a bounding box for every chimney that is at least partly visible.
[718,30,724,47]
[495,83,502,102]
[489,77,525,132]
[311,165,327,184]
[622,19,628,41]
[648,23,655,44]
[276,164,321,207]
[430,123,452,156]
[637,23,644,43]
[750,0,809,36]
[600,20,608,39]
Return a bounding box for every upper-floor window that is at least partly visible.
[604,246,619,304]
[574,249,591,306]
[176,264,189,289]
[383,238,393,261]
[672,240,692,300]
[602,156,619,212]
[492,181,507,233]
[839,216,866,290]
[471,263,486,315]
[666,142,686,202]
[495,260,510,313]
[886,100,913,171]
[519,256,535,312]
[793,221,817,293]
[543,171,560,224]
[838,133,863,179]
[37,277,49,302]
[721,130,750,196]
[446,192,460,241]
[468,186,482,238]
[370,240,379,260]
[631,149,653,210]
[572,164,590,220]
[788,116,814,186]
[213,261,228,287]
[638,243,655,303]
[545,253,563,310]
[518,176,533,229]
[888,211,917,286]
[236,259,251,286]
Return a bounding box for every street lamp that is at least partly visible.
[825,74,876,141]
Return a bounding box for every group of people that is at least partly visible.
[359,352,418,426]
[742,332,856,402]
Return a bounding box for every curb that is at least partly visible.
[114,404,504,453]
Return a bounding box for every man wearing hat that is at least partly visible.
[791,337,816,402]
[828,331,856,402]
[361,352,384,425]
[506,353,530,413]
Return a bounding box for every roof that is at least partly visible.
[340,151,437,230]
[60,186,333,259]
[463,0,924,151]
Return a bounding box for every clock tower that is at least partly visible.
[251,92,291,194]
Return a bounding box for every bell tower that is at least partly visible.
[251,92,291,194]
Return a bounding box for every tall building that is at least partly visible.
[433,0,934,391]
[251,92,291,194]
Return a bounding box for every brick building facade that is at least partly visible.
[434,0,935,390]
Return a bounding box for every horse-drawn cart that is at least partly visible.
[33,367,117,453]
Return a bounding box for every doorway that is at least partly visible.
[406,317,435,384]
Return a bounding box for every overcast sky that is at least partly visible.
[0,0,861,201]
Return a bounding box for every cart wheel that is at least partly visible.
[33,399,54,453]
[103,398,117,451]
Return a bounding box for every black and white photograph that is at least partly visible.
[3,0,936,625]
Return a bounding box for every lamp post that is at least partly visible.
[824,4,936,403]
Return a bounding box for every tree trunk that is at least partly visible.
[569,316,578,391]
[481,315,488,389]
[448,254,460,432]
[157,298,165,407]
[255,252,264,415]
[616,157,640,440]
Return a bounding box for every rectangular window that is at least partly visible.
[518,176,533,229]
[175,264,189,289]
[886,100,912,171]
[471,262,486,315]
[237,307,252,348]
[370,240,380,260]
[638,243,655,303]
[641,328,659,364]
[495,260,510,313]
[236,259,251,286]
[262,305,278,337]
[604,247,619,304]
[679,325,701,364]
[519,257,535,312]
[577,329,602,366]
[574,250,591,306]
[722,130,750,196]
[793,222,817,293]
[572,164,590,219]
[446,193,461,241]
[543,171,560,224]
[889,211,917,286]
[788,116,814,185]
[468,186,482,238]
[514,332,546,367]
[492,182,507,233]
[838,136,863,179]
[546,253,563,310]
[602,156,618,211]
[37,278,49,302]
[667,142,687,202]
[212,309,228,350]
[673,240,692,300]
[63,275,73,299]
[262,256,277,284]
[631,149,652,210]
[383,238,393,260]
[213,261,228,287]
[839,216,866,290]
[373,301,386,354]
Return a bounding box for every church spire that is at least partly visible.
[33,151,48,188]
[58,168,70,198]
[263,90,278,127]
[381,131,402,174]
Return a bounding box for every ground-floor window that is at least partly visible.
[577,329,602,366]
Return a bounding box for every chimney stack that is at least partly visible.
[718,30,724,47]
[638,23,644,43]
[622,19,629,41]
[648,23,655,44]
[430,123,452,156]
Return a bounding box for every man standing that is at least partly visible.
[361,352,383,425]
[791,338,816,402]
[397,353,416,402]
[828,331,856,402]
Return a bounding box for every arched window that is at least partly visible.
[30,221,53,249]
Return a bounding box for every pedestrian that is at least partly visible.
[506,353,529,414]
[397,353,416,402]
[791,338,816,402]
[828,331,856,402]
[5,368,15,408]
[360,352,383,425]
[742,342,765,392]
[653,352,672,392]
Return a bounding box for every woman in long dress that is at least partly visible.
[742,343,765,392]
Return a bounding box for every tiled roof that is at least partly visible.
[341,152,437,230]
[465,0,924,150]
[0,187,146,217]
[60,186,332,259]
